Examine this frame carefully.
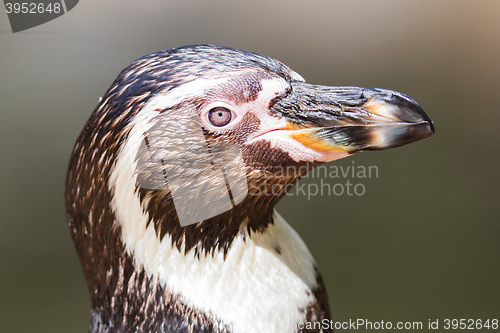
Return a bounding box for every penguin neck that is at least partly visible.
[135,186,280,257]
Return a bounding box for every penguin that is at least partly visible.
[65,45,434,333]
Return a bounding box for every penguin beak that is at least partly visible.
[268,81,434,158]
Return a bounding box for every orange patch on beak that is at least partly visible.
[288,130,351,152]
[284,123,303,131]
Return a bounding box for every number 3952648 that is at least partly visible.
[444,319,498,330]
[5,3,61,14]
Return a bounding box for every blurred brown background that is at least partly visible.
[0,0,498,332]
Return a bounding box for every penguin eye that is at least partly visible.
[208,107,233,127]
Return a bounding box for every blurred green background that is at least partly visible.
[0,0,498,332]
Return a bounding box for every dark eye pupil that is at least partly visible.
[208,107,232,127]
